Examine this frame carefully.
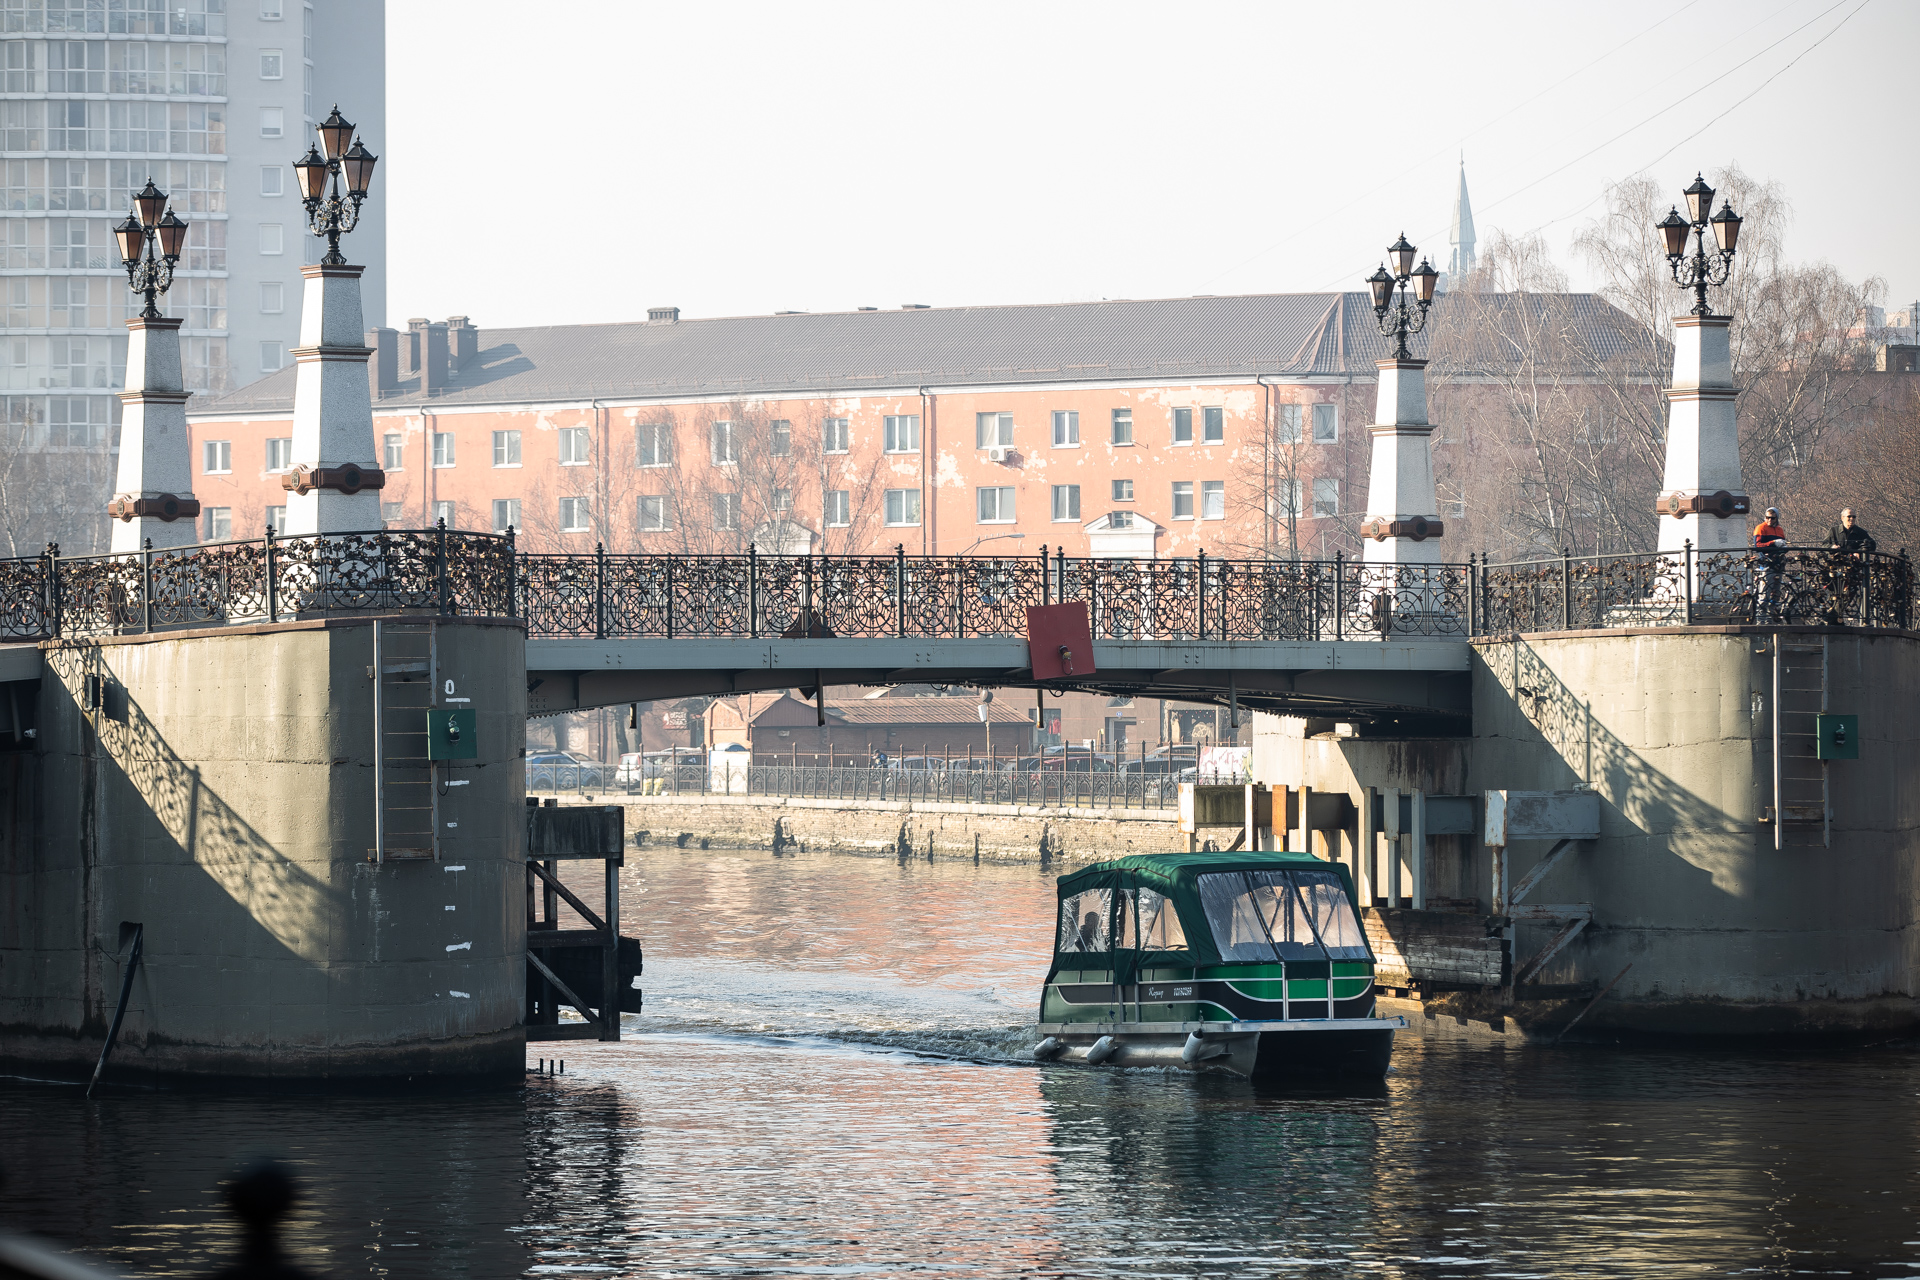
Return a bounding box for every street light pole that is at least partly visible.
[1657,173,1742,317]
[1367,233,1440,360]
[113,179,188,319]
[293,104,379,265]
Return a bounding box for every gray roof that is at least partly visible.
[194,290,1650,417]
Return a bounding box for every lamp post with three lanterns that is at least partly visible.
[291,105,378,266]
[112,179,188,319]
[1366,233,1440,360]
[1656,172,1742,317]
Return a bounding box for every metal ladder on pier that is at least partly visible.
[1767,635,1829,850]
[372,620,438,862]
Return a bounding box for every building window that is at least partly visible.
[261,0,284,17]
[203,439,231,473]
[772,488,793,513]
[492,430,521,467]
[259,49,282,78]
[711,420,736,464]
[258,223,282,254]
[1312,477,1340,517]
[259,107,283,138]
[1313,403,1338,443]
[975,412,1012,449]
[712,493,738,530]
[884,415,920,454]
[1201,480,1225,520]
[260,281,283,313]
[434,500,456,528]
[432,432,455,468]
[1276,480,1304,518]
[260,165,282,197]
[1109,510,1134,529]
[265,505,286,534]
[560,496,591,532]
[558,425,590,466]
[259,341,283,371]
[1171,480,1193,519]
[1051,484,1080,522]
[638,421,671,467]
[493,498,520,533]
[204,506,231,541]
[1052,410,1079,447]
[265,437,292,472]
[825,490,849,527]
[1203,406,1224,444]
[977,486,1015,523]
[383,433,403,471]
[1112,479,1133,501]
[638,495,671,531]
[1172,407,1193,445]
[884,488,921,526]
[381,502,404,526]
[770,419,792,457]
[1111,408,1133,445]
[1278,403,1304,443]
[823,417,849,454]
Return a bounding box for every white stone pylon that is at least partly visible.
[284,262,383,533]
[1359,357,1444,565]
[1656,314,1748,555]
[107,314,198,553]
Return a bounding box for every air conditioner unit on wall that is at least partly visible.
[987,446,1008,463]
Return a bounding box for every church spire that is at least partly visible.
[1449,160,1476,279]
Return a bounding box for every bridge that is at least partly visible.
[1,530,1910,732]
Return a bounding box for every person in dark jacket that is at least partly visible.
[1825,508,1876,553]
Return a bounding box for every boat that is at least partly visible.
[1033,850,1403,1080]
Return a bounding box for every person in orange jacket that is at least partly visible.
[1752,507,1787,620]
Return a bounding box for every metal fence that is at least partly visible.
[2,530,1909,643]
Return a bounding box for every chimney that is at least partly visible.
[422,321,449,396]
[366,327,398,397]
[446,315,478,369]
[647,306,679,323]
[402,317,427,379]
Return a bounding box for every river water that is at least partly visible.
[6,848,1920,1277]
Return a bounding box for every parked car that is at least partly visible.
[526,750,613,791]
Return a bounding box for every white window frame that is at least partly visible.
[977,486,1015,524]
[884,488,921,526]
[1202,406,1224,445]
[259,0,284,17]
[433,499,456,528]
[1171,407,1193,446]
[1312,477,1340,517]
[772,487,793,513]
[884,414,921,454]
[258,107,283,138]
[258,223,282,254]
[559,497,591,533]
[265,505,287,534]
[558,425,591,466]
[1171,480,1193,519]
[1201,479,1225,520]
[1277,403,1304,444]
[204,506,232,541]
[770,419,792,457]
[259,49,282,79]
[1109,510,1135,529]
[710,420,737,465]
[975,412,1013,450]
[712,492,739,531]
[1052,410,1079,447]
[1312,403,1338,443]
[1111,408,1133,445]
[823,417,850,454]
[265,436,292,472]
[1051,484,1080,522]
[492,430,521,468]
[383,433,403,472]
[432,431,455,468]
[638,495,671,532]
[493,498,521,533]
[259,341,283,371]
[637,421,671,467]
[824,489,850,527]
[1276,479,1305,518]
[259,165,283,197]
[1112,478,1134,502]
[202,439,231,474]
[259,281,283,313]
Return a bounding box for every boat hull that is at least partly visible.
[1036,1017,1402,1081]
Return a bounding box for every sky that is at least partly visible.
[383,0,1919,329]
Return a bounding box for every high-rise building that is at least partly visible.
[0,0,383,550]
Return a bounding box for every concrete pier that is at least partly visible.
[0,615,528,1083]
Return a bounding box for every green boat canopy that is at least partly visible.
[1052,851,1371,969]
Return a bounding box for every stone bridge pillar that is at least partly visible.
[1656,314,1748,555]
[285,263,384,533]
[1359,357,1443,566]
[107,315,198,553]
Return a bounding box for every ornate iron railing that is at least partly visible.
[0,533,1908,643]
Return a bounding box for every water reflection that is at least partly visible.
[3,849,1919,1277]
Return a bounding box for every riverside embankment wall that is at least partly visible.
[603,794,1183,863]
[0,616,528,1084]
[1254,626,1920,1037]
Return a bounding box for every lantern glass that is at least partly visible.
[1683,172,1715,225]
[1711,204,1742,255]
[317,105,354,161]
[1412,257,1440,303]
[156,209,188,260]
[1366,265,1396,312]
[133,179,167,229]
[1388,232,1417,278]
[113,214,145,266]
[341,140,377,198]
[1657,208,1690,258]
[293,146,330,201]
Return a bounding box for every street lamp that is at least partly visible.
[1367,232,1440,360]
[115,179,189,320]
[1658,171,1742,316]
[293,104,378,265]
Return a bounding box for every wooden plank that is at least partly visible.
[527,928,611,949]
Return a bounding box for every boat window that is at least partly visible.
[1196,872,1283,962]
[1057,889,1112,954]
[1138,887,1188,950]
[1291,869,1370,959]
[1115,889,1136,949]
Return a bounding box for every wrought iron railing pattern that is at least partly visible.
[0,531,1908,643]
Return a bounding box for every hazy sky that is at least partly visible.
[384,0,1917,329]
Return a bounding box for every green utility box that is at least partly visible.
[1816,714,1859,760]
[427,707,477,760]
